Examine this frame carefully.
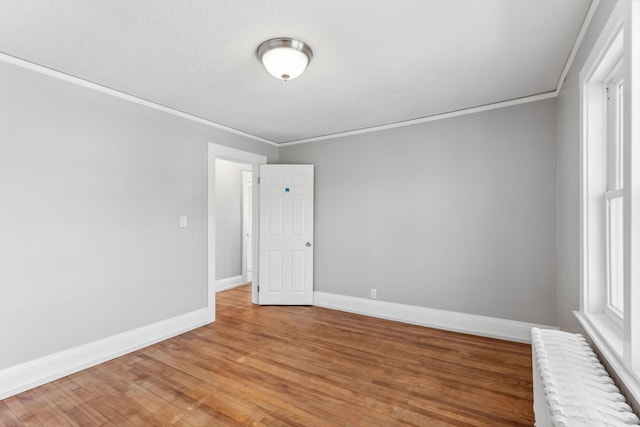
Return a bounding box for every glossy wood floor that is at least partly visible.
[0,286,534,426]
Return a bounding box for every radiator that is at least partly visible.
[531,328,640,426]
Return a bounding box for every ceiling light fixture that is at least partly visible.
[257,37,313,81]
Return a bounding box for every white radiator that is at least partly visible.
[531,328,640,426]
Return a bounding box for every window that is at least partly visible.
[604,64,624,320]
[579,21,623,337]
[577,0,640,405]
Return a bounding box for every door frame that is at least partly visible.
[241,170,253,284]
[208,143,266,323]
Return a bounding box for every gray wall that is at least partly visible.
[5,13,601,369]
[280,99,558,325]
[215,159,251,280]
[0,60,277,370]
[556,0,617,332]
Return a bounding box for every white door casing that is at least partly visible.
[208,143,266,322]
[242,171,253,283]
[259,164,314,305]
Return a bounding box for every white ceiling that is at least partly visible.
[0,0,591,144]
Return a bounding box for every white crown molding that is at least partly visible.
[278,92,557,146]
[277,0,600,147]
[314,291,557,343]
[215,275,246,292]
[0,53,279,147]
[1,0,598,149]
[0,308,207,400]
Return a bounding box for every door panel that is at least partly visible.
[259,164,314,305]
[268,196,283,237]
[291,251,306,292]
[291,195,306,237]
[266,251,283,292]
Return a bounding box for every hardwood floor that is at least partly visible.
[0,286,534,426]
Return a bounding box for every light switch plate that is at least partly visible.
[179,216,187,228]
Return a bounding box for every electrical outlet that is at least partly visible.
[370,289,377,299]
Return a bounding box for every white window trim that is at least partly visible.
[579,2,624,325]
[578,0,640,408]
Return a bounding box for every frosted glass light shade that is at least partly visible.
[257,38,313,81]
[261,47,308,81]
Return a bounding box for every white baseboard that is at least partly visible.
[0,308,208,400]
[313,292,556,343]
[215,275,246,292]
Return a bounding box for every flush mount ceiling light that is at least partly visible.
[257,37,313,81]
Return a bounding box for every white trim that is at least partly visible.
[215,275,246,292]
[0,53,278,147]
[1,0,599,152]
[1,50,562,149]
[1,27,593,150]
[580,3,625,84]
[241,171,253,284]
[279,92,557,146]
[208,143,267,316]
[313,292,556,343]
[575,311,640,409]
[0,308,207,400]
[556,0,601,94]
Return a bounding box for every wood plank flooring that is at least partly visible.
[0,286,534,426]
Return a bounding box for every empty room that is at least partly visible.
[1,0,640,425]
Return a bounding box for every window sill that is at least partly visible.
[574,311,640,410]
[576,311,624,357]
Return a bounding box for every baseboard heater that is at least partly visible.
[531,327,639,426]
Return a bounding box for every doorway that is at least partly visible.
[242,171,253,283]
[207,143,266,323]
[214,159,251,290]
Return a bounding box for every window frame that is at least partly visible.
[577,0,640,407]
[579,21,623,333]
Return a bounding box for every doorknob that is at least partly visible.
[306,242,312,247]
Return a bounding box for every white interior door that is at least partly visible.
[259,164,314,305]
